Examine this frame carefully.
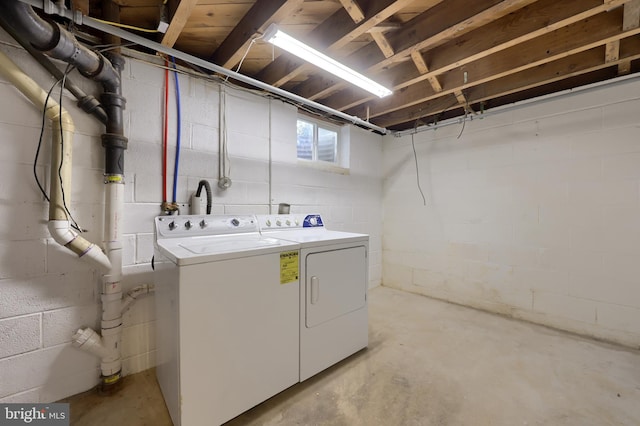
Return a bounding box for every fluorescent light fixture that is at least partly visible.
[263,23,393,98]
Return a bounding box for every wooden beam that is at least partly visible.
[161,0,199,48]
[623,0,640,30]
[346,8,640,120]
[321,0,631,113]
[619,0,640,74]
[374,39,640,127]
[618,61,632,74]
[410,51,429,74]
[410,50,442,92]
[256,0,421,86]
[606,40,621,62]
[102,0,121,48]
[210,0,305,69]
[453,90,467,106]
[338,0,365,23]
[295,0,538,101]
[367,22,403,33]
[370,32,395,58]
[337,0,395,59]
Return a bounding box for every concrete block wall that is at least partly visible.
[0,32,382,402]
[382,76,640,348]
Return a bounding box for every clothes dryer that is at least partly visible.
[257,213,368,381]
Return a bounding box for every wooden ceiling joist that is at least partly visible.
[210,0,306,69]
[161,0,199,48]
[89,0,640,132]
[294,0,538,102]
[619,0,640,73]
[453,90,467,107]
[322,0,632,114]
[606,40,621,63]
[370,32,395,58]
[338,0,365,23]
[624,0,640,30]
[376,36,640,127]
[346,9,640,121]
[410,50,442,93]
[337,0,395,58]
[255,0,419,87]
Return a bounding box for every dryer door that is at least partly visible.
[305,245,366,328]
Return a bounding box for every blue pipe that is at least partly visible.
[170,56,181,203]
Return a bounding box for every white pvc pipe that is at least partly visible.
[0,47,121,378]
[97,181,124,376]
[0,49,111,272]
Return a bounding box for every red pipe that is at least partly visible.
[162,60,169,203]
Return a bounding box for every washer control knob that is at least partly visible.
[265,219,271,227]
[199,220,207,228]
[231,218,240,227]
[286,219,291,226]
[309,217,318,226]
[276,219,282,226]
[168,221,176,230]
[185,220,193,230]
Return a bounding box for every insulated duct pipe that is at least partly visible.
[1,0,128,387]
[0,50,110,272]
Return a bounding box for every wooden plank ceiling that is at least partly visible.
[92,0,640,132]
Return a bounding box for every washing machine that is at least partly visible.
[153,214,300,426]
[257,213,369,381]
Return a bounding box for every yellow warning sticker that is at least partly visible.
[280,251,299,284]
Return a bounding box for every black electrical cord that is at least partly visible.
[34,82,56,202]
[58,64,83,232]
[34,66,83,231]
[411,133,427,206]
[457,113,467,140]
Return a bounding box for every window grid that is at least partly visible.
[297,118,338,164]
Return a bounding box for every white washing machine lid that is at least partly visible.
[157,234,299,266]
[155,214,299,266]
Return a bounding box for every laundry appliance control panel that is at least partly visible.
[257,214,324,230]
[155,214,258,238]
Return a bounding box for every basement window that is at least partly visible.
[296,116,349,173]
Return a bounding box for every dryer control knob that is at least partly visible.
[276,219,282,226]
[309,217,318,226]
[265,219,271,227]
[286,220,291,226]
[231,218,240,227]
[168,221,176,230]
[199,220,207,228]
[185,220,193,230]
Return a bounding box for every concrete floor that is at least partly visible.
[63,286,640,425]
